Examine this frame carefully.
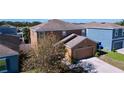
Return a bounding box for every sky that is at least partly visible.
[0,19,122,23]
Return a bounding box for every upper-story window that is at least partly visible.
[114,29,119,37]
[82,30,86,36]
[62,31,67,37]
[38,32,45,38]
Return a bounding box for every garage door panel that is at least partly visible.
[113,41,123,50]
[73,47,94,59]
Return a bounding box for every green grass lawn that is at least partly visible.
[106,51,124,62]
[99,51,124,71]
[0,59,7,71]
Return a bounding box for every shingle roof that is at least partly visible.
[0,44,19,57]
[31,19,83,32]
[80,22,124,29]
[0,26,17,35]
[59,34,77,43]
[56,33,96,48]
[65,36,87,48]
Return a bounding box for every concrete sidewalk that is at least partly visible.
[86,57,124,73]
[117,48,124,55]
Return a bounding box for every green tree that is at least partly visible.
[115,20,124,26]
[22,27,30,43]
[20,34,69,73]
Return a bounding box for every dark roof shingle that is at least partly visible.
[31,19,83,32]
[0,44,18,57]
[65,36,87,48]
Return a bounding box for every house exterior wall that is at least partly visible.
[66,30,82,37]
[31,29,82,48]
[112,29,124,39]
[45,30,82,39]
[65,47,72,63]
[0,55,19,73]
[112,29,124,50]
[86,28,113,51]
[0,35,20,51]
[30,30,38,48]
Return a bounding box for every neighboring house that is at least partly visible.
[0,34,20,51]
[0,44,19,73]
[80,22,124,51]
[0,26,20,51]
[30,19,83,47]
[56,34,97,62]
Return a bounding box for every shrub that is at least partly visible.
[95,51,100,57]
[112,48,116,52]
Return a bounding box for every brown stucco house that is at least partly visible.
[30,19,84,47]
[57,34,97,62]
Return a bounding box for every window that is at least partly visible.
[114,29,119,37]
[82,30,86,36]
[62,31,67,36]
[122,30,124,36]
[0,58,7,72]
[38,32,45,38]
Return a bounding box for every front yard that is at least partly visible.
[99,51,124,71]
[106,51,124,62]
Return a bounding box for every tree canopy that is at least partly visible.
[115,20,124,26]
[0,21,41,27]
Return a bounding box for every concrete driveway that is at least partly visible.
[117,48,124,55]
[85,57,124,73]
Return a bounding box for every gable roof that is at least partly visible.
[30,19,83,32]
[0,26,17,35]
[59,33,77,43]
[80,22,124,29]
[0,44,19,58]
[65,35,87,48]
[56,34,96,48]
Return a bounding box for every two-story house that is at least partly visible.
[80,22,124,51]
[30,19,83,47]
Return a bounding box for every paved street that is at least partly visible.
[85,57,124,73]
[117,48,124,55]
